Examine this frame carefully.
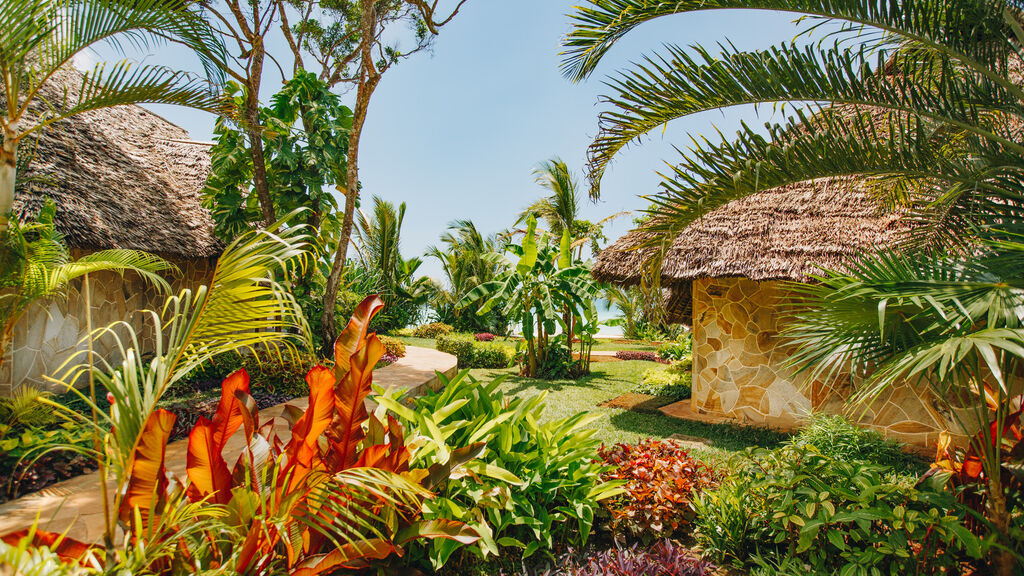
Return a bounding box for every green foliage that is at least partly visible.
[376,372,621,568]
[0,388,60,431]
[694,445,980,574]
[657,338,691,361]
[414,322,455,338]
[634,361,692,400]
[202,71,350,241]
[0,422,94,495]
[598,439,719,542]
[378,335,407,358]
[792,414,925,475]
[436,333,514,369]
[427,220,510,334]
[393,327,415,337]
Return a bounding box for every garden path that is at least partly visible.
[0,346,456,543]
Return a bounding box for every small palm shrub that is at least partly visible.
[598,439,718,542]
[693,445,980,573]
[414,322,454,338]
[633,361,692,400]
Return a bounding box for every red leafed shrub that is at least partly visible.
[474,332,496,342]
[566,540,716,576]
[598,439,719,542]
[614,350,666,363]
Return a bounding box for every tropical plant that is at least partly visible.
[694,445,981,574]
[560,540,716,576]
[3,296,484,574]
[0,0,226,230]
[202,70,351,242]
[657,339,691,362]
[634,362,692,400]
[459,216,600,378]
[377,371,620,568]
[519,157,625,261]
[413,322,455,339]
[0,201,176,379]
[435,332,514,369]
[598,439,719,543]
[564,2,1024,572]
[792,414,923,474]
[427,219,508,333]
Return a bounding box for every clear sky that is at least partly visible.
[80,2,805,281]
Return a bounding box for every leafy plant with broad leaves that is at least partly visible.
[377,371,621,568]
[598,439,718,542]
[459,215,599,378]
[694,444,981,574]
[3,296,483,574]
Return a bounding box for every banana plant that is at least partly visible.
[458,216,599,378]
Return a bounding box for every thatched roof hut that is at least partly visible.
[594,176,913,324]
[10,68,220,258]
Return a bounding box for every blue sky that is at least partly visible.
[82,2,805,281]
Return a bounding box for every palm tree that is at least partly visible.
[0,200,176,379]
[0,0,226,230]
[519,157,626,260]
[563,1,1024,572]
[426,219,507,332]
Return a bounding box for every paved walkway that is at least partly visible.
[0,346,456,543]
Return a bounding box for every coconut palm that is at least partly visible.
[0,0,226,230]
[564,1,1024,572]
[426,219,507,332]
[0,201,176,379]
[519,157,626,260]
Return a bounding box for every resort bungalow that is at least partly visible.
[1,70,219,396]
[594,177,959,447]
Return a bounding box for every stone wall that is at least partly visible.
[0,255,215,396]
[690,277,964,447]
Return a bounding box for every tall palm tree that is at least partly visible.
[1,0,227,230]
[519,157,626,260]
[564,1,1024,573]
[426,219,507,331]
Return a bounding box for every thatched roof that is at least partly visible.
[9,68,220,259]
[594,177,913,322]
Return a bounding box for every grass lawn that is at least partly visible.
[468,361,788,465]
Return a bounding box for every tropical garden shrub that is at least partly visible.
[459,215,600,379]
[657,339,691,362]
[475,332,496,342]
[598,439,718,542]
[634,362,692,400]
[3,296,484,573]
[792,414,925,475]
[437,333,514,369]
[693,445,980,574]
[0,423,94,502]
[415,322,455,338]
[394,327,415,337]
[379,335,407,358]
[615,350,663,363]
[377,372,620,569]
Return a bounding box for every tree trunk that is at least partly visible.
[0,131,17,230]
[244,47,276,228]
[321,75,379,349]
[988,454,1016,576]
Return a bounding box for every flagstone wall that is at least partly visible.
[0,255,215,397]
[690,277,964,447]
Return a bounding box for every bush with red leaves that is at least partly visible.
[474,332,496,342]
[567,540,716,576]
[598,439,719,542]
[614,350,666,363]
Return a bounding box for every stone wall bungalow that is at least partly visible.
[594,176,964,448]
[1,69,220,396]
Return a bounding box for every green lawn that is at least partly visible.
[395,336,787,464]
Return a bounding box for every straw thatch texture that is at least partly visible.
[7,68,219,259]
[594,176,911,287]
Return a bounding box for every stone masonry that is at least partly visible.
[690,277,965,447]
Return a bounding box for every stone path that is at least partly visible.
[0,346,456,543]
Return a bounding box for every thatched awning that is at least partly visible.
[594,177,914,323]
[9,68,220,260]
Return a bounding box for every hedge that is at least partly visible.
[436,333,515,369]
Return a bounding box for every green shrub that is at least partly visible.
[437,333,514,369]
[168,353,320,400]
[393,327,415,337]
[0,422,94,489]
[657,338,692,361]
[377,372,620,569]
[378,335,407,358]
[792,413,926,474]
[633,361,692,400]
[693,445,980,573]
[414,322,454,338]
[0,387,61,430]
